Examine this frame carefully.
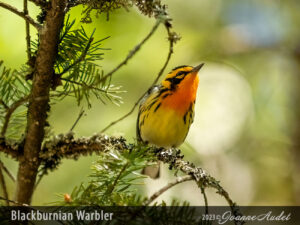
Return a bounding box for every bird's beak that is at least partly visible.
[191,63,204,73]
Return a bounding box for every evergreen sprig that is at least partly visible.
[54,16,123,107]
[0,61,30,139]
[0,61,30,106]
[31,16,124,108]
[58,144,156,206]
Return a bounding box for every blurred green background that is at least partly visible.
[1,0,300,205]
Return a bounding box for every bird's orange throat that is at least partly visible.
[161,74,199,115]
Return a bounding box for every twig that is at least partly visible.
[0,160,15,182]
[0,1,42,30]
[201,187,208,214]
[157,148,243,225]
[100,24,176,132]
[101,97,142,132]
[144,175,193,206]
[0,196,29,206]
[99,20,161,83]
[70,108,85,131]
[150,26,176,86]
[1,96,29,137]
[0,164,9,205]
[24,0,31,62]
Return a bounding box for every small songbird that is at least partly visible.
[137,63,204,178]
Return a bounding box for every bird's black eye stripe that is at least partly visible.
[166,77,182,85]
[166,71,190,89]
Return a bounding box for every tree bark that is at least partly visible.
[14,0,66,204]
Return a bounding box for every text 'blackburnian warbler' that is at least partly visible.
[137,63,204,178]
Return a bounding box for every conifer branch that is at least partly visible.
[1,129,240,210]
[40,133,127,160]
[50,21,114,105]
[144,175,193,206]
[60,78,108,93]
[0,1,42,30]
[1,121,239,210]
[39,133,127,173]
[57,36,94,76]
[35,133,239,214]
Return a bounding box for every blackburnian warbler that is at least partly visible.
[137,63,204,178]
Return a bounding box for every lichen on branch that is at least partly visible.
[38,133,240,218]
[39,132,128,172]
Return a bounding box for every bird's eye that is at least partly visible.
[177,71,185,76]
[165,70,188,89]
[176,71,186,79]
